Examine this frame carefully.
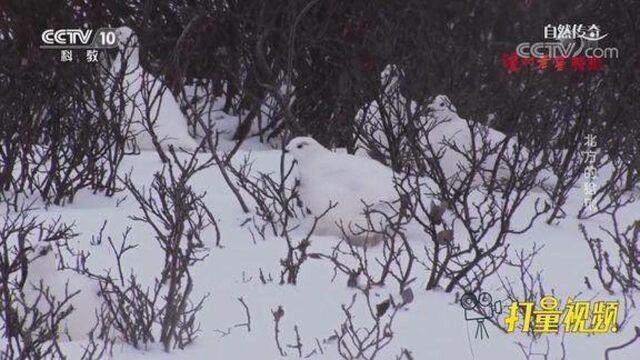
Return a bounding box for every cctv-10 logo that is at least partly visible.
[40,28,118,49]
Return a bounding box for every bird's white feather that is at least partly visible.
[287,137,398,244]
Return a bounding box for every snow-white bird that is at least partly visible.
[23,243,101,341]
[426,95,558,187]
[356,70,557,187]
[286,137,399,245]
[110,26,198,152]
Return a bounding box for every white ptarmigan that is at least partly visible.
[23,243,101,341]
[286,137,399,245]
[111,26,198,152]
[355,64,557,188]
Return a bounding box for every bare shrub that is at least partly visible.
[0,203,80,359]
[225,144,336,285]
[605,326,640,360]
[495,244,547,336]
[332,288,412,360]
[229,151,303,240]
[580,202,640,296]
[407,125,548,293]
[1,282,77,360]
[577,155,635,219]
[316,197,415,293]
[0,26,133,208]
[68,148,218,352]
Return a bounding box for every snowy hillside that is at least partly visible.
[4,127,639,359]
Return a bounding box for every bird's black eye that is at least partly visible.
[39,246,50,256]
[297,144,303,149]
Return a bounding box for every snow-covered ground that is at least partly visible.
[3,50,638,357]
[11,140,638,359]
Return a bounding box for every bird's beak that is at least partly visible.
[283,147,290,154]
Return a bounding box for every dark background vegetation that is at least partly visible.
[2,0,639,141]
[0,0,638,218]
